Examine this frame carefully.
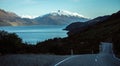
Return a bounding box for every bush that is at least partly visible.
[0,30,23,54]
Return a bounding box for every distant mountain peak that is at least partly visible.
[49,10,86,18]
[34,10,89,25]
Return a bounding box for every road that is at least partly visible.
[54,42,120,66]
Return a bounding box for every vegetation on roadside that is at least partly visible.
[0,30,99,55]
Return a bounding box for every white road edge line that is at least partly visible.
[54,56,76,66]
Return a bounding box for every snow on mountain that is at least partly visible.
[49,10,85,18]
[35,10,89,25]
[21,15,35,19]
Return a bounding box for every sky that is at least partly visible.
[0,0,120,18]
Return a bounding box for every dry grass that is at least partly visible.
[0,54,69,66]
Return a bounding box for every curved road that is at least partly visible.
[54,42,120,66]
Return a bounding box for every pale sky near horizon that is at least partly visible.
[0,0,120,18]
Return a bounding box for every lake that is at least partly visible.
[0,25,68,44]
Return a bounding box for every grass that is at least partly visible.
[0,54,69,66]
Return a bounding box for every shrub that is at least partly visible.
[0,30,22,54]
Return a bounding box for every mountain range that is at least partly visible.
[0,9,89,26]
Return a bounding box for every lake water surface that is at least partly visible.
[0,25,68,44]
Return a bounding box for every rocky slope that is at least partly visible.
[0,9,36,26]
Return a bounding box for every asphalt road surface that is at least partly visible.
[54,42,120,66]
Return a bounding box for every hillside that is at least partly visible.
[64,15,110,35]
[0,9,36,26]
[68,10,120,41]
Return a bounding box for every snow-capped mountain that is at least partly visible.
[50,10,85,17]
[0,9,89,26]
[34,10,89,25]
